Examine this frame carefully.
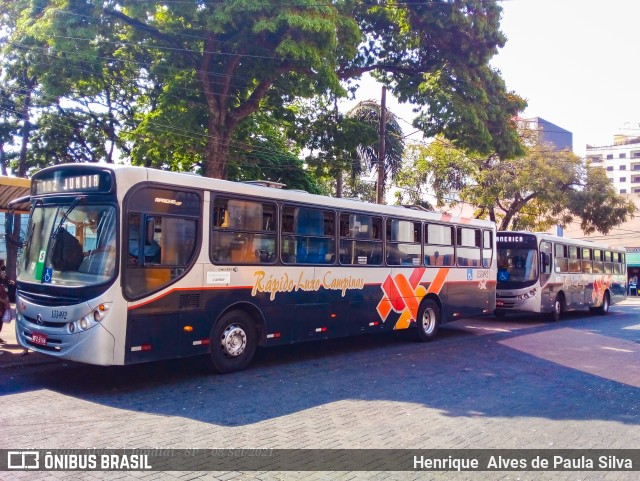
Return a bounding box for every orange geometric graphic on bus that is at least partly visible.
[377,267,450,330]
[592,276,613,306]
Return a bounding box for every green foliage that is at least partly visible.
[395,140,474,208]
[227,110,322,193]
[349,0,526,159]
[1,0,525,184]
[567,165,637,235]
[347,100,405,180]
[396,137,636,235]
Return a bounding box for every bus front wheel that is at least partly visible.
[549,294,564,322]
[206,310,257,374]
[415,299,440,342]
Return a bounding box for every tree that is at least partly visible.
[395,138,636,235]
[3,0,524,179]
[0,0,136,173]
[347,99,405,203]
[394,139,473,210]
[300,95,378,198]
[0,87,19,176]
[226,110,323,193]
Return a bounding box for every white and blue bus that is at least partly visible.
[12,164,496,373]
[496,231,627,321]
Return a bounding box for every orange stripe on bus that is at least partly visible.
[408,267,425,288]
[394,274,420,319]
[377,296,393,319]
[395,309,413,329]
[427,268,450,295]
[383,275,405,311]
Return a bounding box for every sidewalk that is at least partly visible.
[0,305,55,368]
[619,294,640,305]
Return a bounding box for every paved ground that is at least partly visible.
[1,299,639,480]
[0,306,35,366]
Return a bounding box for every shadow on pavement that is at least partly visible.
[1,306,639,428]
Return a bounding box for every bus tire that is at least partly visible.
[415,299,440,342]
[206,310,257,374]
[549,294,564,322]
[596,292,610,315]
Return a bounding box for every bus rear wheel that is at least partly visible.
[415,299,440,342]
[596,292,610,315]
[206,310,257,374]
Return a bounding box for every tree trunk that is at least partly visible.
[203,116,232,179]
[5,214,21,287]
[0,143,7,176]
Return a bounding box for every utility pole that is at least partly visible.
[334,96,343,198]
[377,86,386,204]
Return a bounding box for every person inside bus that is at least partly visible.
[128,225,161,264]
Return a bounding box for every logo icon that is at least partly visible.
[8,451,39,469]
[377,267,449,329]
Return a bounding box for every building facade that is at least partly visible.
[519,116,573,151]
[586,132,640,195]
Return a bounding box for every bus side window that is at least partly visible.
[424,223,454,267]
[128,215,160,265]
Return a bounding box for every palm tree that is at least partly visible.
[347,100,405,203]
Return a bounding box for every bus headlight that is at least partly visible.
[68,303,112,333]
[93,303,110,322]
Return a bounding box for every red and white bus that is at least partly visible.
[12,164,496,372]
[496,231,627,321]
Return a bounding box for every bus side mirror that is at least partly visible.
[5,195,30,247]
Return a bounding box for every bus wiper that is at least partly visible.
[42,196,86,281]
[51,196,85,238]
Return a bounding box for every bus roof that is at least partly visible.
[33,163,495,229]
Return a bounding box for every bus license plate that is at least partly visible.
[32,332,48,346]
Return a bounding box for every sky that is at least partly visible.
[491,0,640,157]
[345,0,640,159]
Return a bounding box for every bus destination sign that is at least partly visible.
[32,171,113,195]
[496,234,537,246]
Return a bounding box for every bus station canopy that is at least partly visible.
[0,175,30,213]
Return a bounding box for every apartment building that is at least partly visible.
[586,132,640,195]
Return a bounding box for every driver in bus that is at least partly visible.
[128,229,161,264]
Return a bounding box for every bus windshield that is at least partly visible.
[497,245,538,285]
[18,203,117,287]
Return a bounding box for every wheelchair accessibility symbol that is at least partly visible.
[498,269,510,282]
[466,269,473,281]
[43,268,53,283]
